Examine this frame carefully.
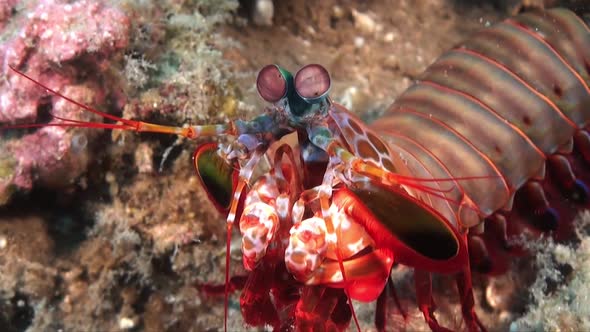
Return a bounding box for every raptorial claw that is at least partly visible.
[239,202,280,270]
[285,216,329,281]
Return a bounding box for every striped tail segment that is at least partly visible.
[373,8,590,273]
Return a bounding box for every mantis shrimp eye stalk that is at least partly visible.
[256,64,288,103]
[294,63,331,104]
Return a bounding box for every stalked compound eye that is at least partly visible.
[294,64,331,103]
[256,64,288,103]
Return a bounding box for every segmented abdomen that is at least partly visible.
[372,8,590,228]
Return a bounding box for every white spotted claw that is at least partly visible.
[239,202,279,270]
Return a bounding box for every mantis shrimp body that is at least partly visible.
[4,7,590,332]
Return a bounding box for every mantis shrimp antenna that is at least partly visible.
[5,65,236,139]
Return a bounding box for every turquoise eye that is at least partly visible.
[256,64,288,103]
[294,64,331,103]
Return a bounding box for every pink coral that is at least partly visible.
[1,0,130,123]
[0,0,130,202]
[6,84,104,190]
[0,0,18,30]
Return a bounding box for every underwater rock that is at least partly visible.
[0,0,130,203]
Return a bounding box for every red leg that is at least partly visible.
[375,277,408,332]
[295,286,327,332]
[296,286,351,332]
[455,267,487,332]
[330,289,352,331]
[269,262,300,330]
[375,286,387,332]
[195,275,247,296]
[388,276,408,321]
[240,265,280,329]
[414,270,453,332]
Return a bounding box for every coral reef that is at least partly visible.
[0,0,19,30]
[510,212,590,331]
[1,0,129,123]
[0,0,130,204]
[120,0,243,123]
[1,0,245,331]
